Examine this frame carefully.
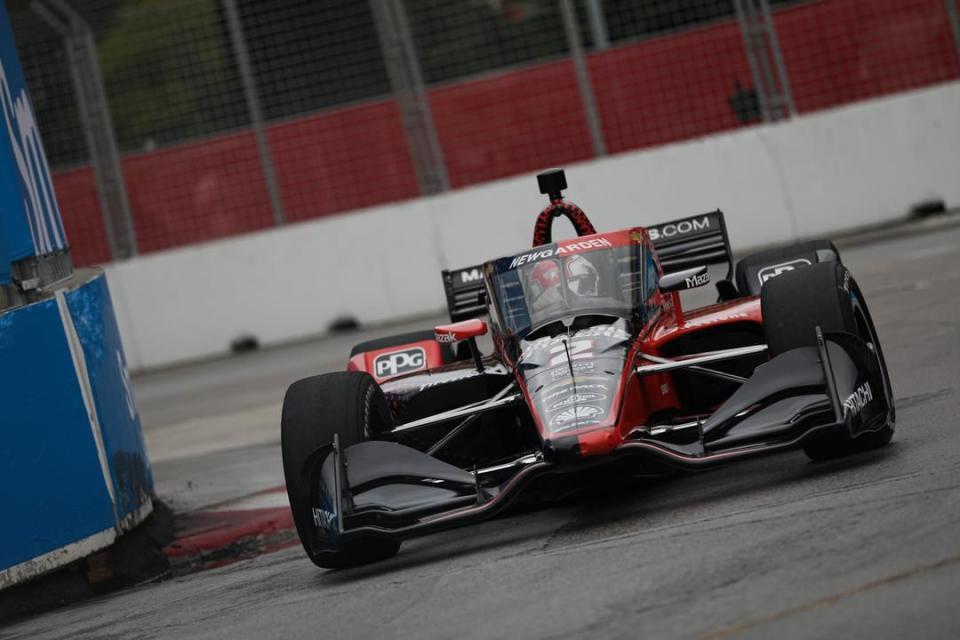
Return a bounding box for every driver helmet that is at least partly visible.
[565,254,600,297]
[529,260,563,310]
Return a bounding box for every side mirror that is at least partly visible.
[434,319,488,372]
[659,266,710,293]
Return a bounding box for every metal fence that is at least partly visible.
[10,0,960,266]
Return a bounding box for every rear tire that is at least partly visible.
[736,239,839,296]
[281,372,401,568]
[761,262,894,461]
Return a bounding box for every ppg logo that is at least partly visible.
[758,259,812,286]
[374,347,426,378]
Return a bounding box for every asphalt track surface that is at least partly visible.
[4,221,960,639]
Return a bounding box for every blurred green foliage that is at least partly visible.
[15,0,784,167]
[97,0,245,152]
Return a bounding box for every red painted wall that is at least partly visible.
[430,60,595,188]
[122,131,274,253]
[54,165,110,266]
[55,0,959,264]
[268,100,419,222]
[776,0,960,112]
[589,19,754,154]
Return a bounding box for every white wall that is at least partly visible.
[108,81,960,371]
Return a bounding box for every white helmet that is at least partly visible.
[566,254,599,297]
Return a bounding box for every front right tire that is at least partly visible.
[760,261,894,461]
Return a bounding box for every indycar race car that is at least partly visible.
[281,169,895,568]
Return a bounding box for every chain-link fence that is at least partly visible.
[10,0,960,266]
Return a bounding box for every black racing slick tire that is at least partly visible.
[736,239,840,297]
[761,262,894,461]
[281,372,401,568]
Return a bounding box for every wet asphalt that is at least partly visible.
[3,220,959,639]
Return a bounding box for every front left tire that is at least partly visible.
[281,372,401,568]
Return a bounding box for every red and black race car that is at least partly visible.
[281,169,895,569]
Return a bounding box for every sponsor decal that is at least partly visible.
[550,405,604,429]
[1,56,67,254]
[843,382,873,417]
[575,325,631,340]
[660,383,670,396]
[684,272,710,288]
[459,268,483,284]
[541,375,608,393]
[648,216,711,242]
[312,506,336,529]
[522,325,629,356]
[509,237,613,269]
[550,360,596,379]
[541,382,608,402]
[841,269,851,292]
[757,259,812,286]
[547,338,593,367]
[374,347,426,378]
[417,363,509,391]
[547,392,608,411]
[435,331,458,344]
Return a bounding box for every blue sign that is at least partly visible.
[66,273,153,520]
[0,272,154,586]
[0,294,117,572]
[0,2,68,285]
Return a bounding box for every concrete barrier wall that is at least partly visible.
[108,81,960,371]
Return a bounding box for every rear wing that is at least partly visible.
[648,210,733,280]
[442,265,486,322]
[443,210,733,320]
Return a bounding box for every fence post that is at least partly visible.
[559,0,607,157]
[222,0,286,226]
[947,0,960,61]
[370,0,448,195]
[33,0,138,260]
[584,0,609,51]
[733,0,795,122]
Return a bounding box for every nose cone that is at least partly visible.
[518,322,633,446]
[543,426,620,463]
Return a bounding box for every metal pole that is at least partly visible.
[559,0,607,157]
[733,0,794,122]
[35,0,139,259]
[584,0,609,51]
[758,0,795,117]
[733,0,772,122]
[63,31,121,259]
[947,0,960,62]
[370,0,449,195]
[222,0,285,226]
[76,23,140,254]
